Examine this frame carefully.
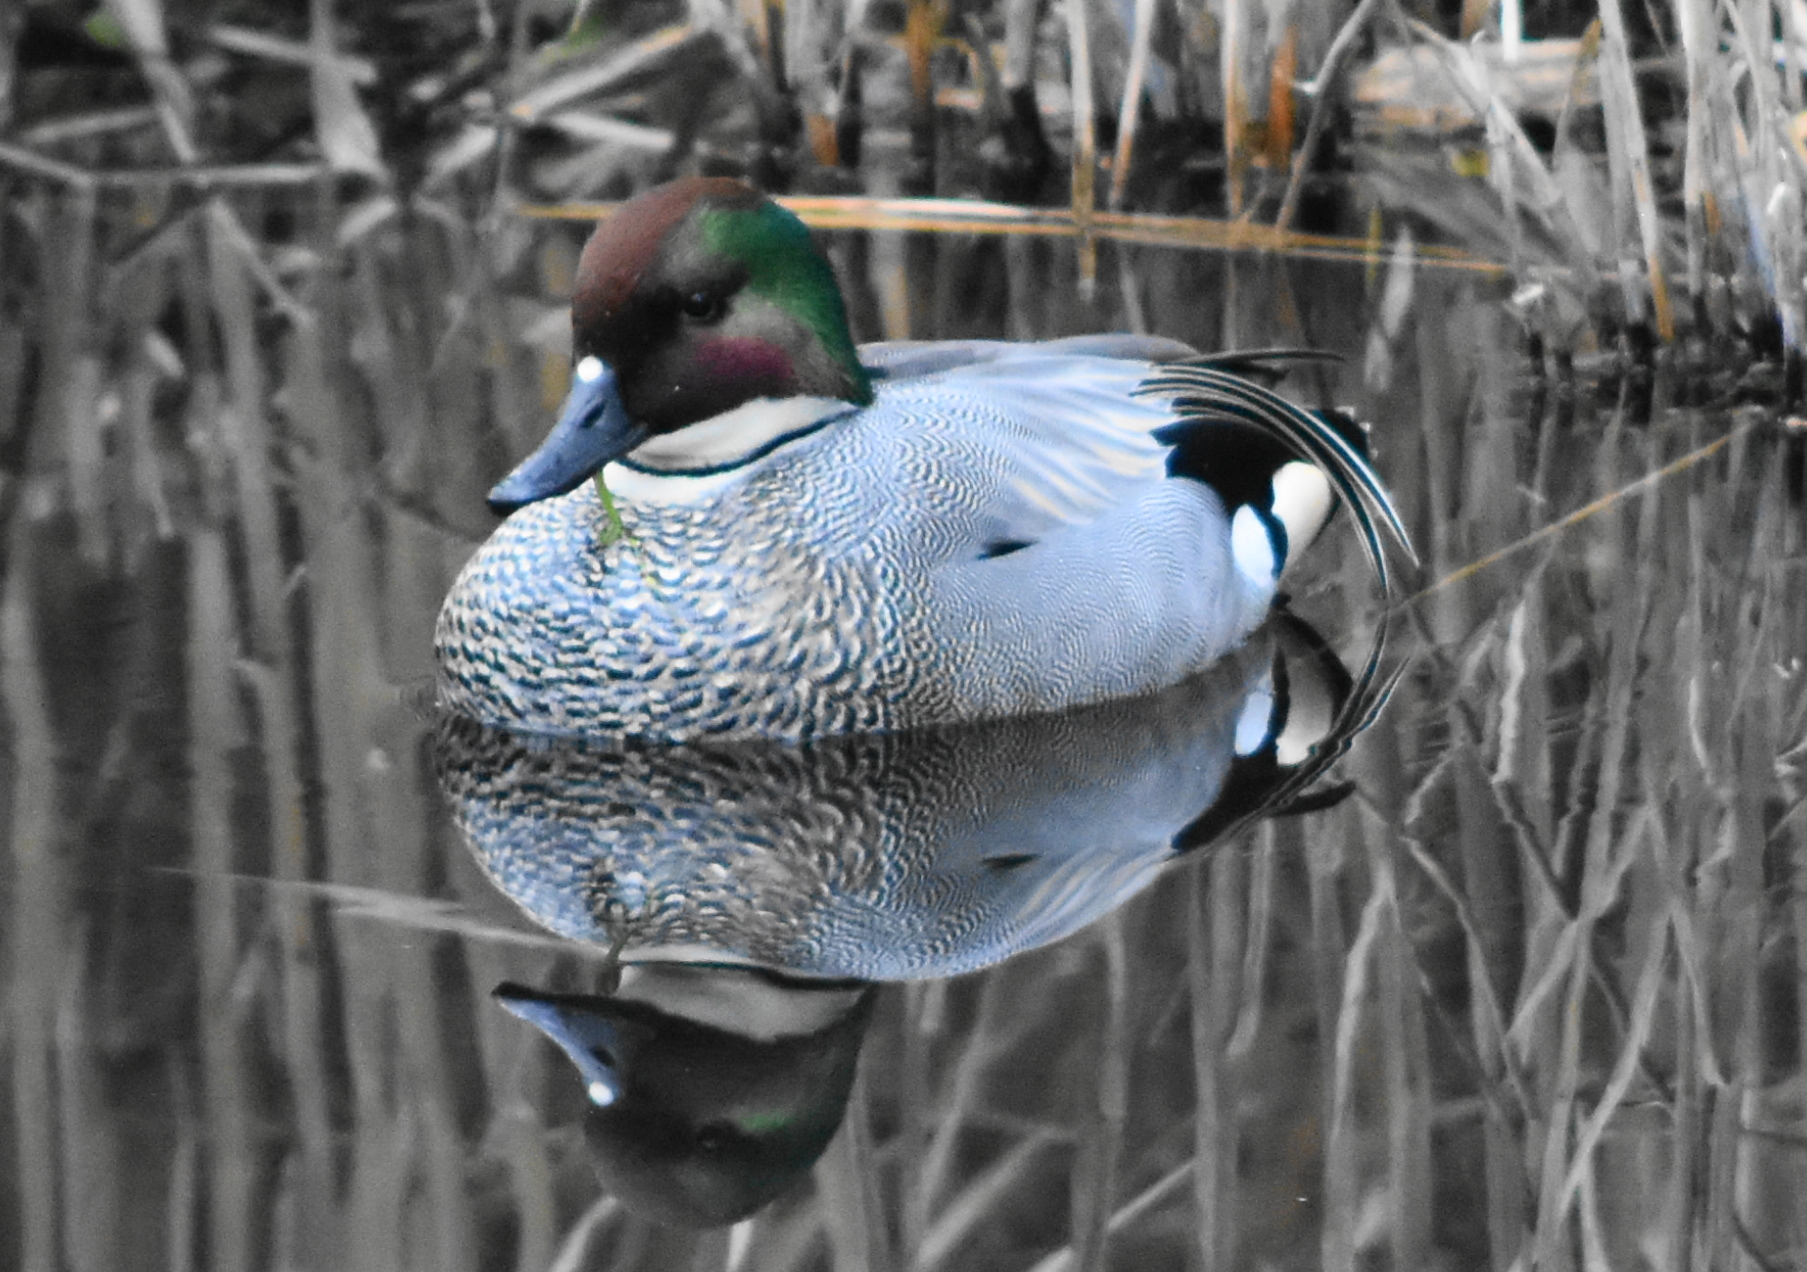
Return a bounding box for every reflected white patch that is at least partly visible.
[615,964,867,1041]
[586,1080,618,1107]
[1275,651,1336,766]
[576,355,604,384]
[1234,674,1276,756]
[1231,505,1277,586]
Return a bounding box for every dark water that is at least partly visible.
[3,212,1804,1271]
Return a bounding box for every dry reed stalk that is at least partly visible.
[27,189,103,567]
[898,981,939,1256]
[1188,851,1245,1270]
[1001,0,1040,121]
[1224,820,1277,1059]
[1022,1157,1195,1272]
[1414,416,1763,600]
[19,103,161,145]
[749,1198,824,1272]
[1220,0,1251,216]
[165,1081,198,1272]
[307,0,382,176]
[1113,243,1148,333]
[4,530,63,1272]
[0,139,97,187]
[911,971,1014,1221]
[897,0,939,194]
[1377,838,1431,1272]
[0,323,22,471]
[739,0,777,81]
[1264,20,1298,174]
[509,24,695,122]
[870,230,914,339]
[1349,693,1433,1272]
[0,151,334,188]
[1392,19,1597,294]
[207,21,377,82]
[905,0,938,120]
[1276,0,1380,233]
[913,1131,1060,1272]
[188,526,257,1272]
[1676,0,1712,299]
[202,212,341,1258]
[1401,801,1532,1265]
[118,302,176,547]
[815,1069,887,1272]
[1065,0,1097,293]
[0,3,21,133]
[543,1196,619,1272]
[1595,0,1673,339]
[55,940,122,1270]
[1107,0,1157,211]
[1324,843,1386,1272]
[788,0,846,169]
[356,223,502,1268]
[288,298,450,1272]
[109,0,200,165]
[521,195,1507,272]
[1068,918,1128,1272]
[1723,0,1806,347]
[1531,430,1658,1268]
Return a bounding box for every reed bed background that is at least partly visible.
[3,0,1807,1270]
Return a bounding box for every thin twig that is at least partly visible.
[1413,414,1764,599]
[520,194,1509,272]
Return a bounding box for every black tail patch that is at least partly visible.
[1137,356,1416,595]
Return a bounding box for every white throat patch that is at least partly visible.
[626,396,853,474]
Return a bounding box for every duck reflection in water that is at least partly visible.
[493,969,875,1228]
[433,613,1392,1227]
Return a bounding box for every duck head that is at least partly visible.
[496,967,876,1227]
[489,177,873,513]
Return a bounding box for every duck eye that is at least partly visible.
[695,1123,732,1151]
[681,291,725,323]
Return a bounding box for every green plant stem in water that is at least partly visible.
[594,471,635,548]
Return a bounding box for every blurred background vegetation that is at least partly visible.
[4,0,1807,356]
[4,2,1807,1271]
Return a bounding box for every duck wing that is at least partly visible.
[868,345,1179,548]
[857,341,1414,592]
[857,344,1412,726]
[860,334,1197,383]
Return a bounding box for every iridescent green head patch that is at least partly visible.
[699,203,872,405]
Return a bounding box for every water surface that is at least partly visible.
[3,205,1803,1270]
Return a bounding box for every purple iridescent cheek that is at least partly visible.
[694,336,793,388]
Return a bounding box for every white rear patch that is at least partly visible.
[1231,505,1278,586]
[1271,461,1333,575]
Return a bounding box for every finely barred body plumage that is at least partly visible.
[434,633,1290,979]
[436,345,1276,741]
[436,179,1412,741]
